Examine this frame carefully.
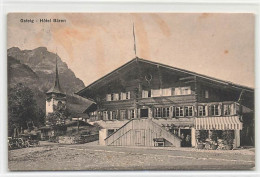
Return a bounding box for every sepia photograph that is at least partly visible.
[7,13,255,171]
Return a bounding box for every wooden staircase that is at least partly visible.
[104,119,181,147]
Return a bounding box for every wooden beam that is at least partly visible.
[184,80,196,84]
[157,65,163,88]
[179,76,196,81]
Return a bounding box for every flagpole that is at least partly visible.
[133,23,137,57]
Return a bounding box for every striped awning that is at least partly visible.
[195,116,242,130]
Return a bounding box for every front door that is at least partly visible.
[140,108,148,118]
[180,129,192,147]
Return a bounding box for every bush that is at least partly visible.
[211,130,218,142]
[198,130,208,143]
[222,130,234,145]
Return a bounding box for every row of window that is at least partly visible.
[142,87,192,98]
[89,103,236,120]
[95,109,135,120]
[176,104,236,117]
[106,88,210,101]
[106,87,194,101]
[106,92,130,101]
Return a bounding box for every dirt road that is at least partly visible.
[8,142,255,171]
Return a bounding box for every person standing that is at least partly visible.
[186,134,191,147]
[181,133,185,147]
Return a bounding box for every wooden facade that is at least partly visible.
[76,58,254,147]
[104,119,181,147]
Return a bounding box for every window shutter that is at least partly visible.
[127,110,130,119]
[187,87,191,95]
[172,88,175,96]
[169,106,173,117]
[208,105,211,116]
[231,103,235,115]
[172,106,175,118]
[108,111,111,120]
[205,106,208,116]
[103,112,105,120]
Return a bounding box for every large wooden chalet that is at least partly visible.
[76,58,254,148]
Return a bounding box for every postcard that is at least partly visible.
[7,13,255,171]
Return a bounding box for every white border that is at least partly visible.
[1,0,259,177]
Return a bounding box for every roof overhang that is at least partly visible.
[76,57,254,98]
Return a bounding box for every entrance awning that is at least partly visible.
[195,116,242,130]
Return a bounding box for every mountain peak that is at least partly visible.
[7,47,21,53]
[34,47,48,52]
[7,47,85,95]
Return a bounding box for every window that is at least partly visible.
[175,107,184,117]
[174,87,191,95]
[198,105,207,116]
[120,110,126,120]
[181,87,191,95]
[154,108,162,117]
[224,104,234,115]
[108,129,115,136]
[121,92,126,100]
[174,88,181,95]
[184,106,193,117]
[106,92,130,101]
[130,109,135,119]
[205,90,209,98]
[154,107,170,118]
[120,92,130,100]
[210,104,221,116]
[162,107,170,117]
[151,89,161,97]
[103,111,108,120]
[111,111,117,120]
[90,111,97,116]
[142,90,149,98]
[126,92,130,99]
[113,93,119,101]
[151,88,172,97]
[161,88,172,96]
[106,94,111,101]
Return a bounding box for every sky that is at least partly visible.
[7,13,255,88]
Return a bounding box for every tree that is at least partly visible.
[8,83,44,136]
[45,104,68,136]
[46,111,67,126]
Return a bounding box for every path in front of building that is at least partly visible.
[8,141,255,171]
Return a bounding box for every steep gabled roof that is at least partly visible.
[76,57,254,96]
[46,57,65,96]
